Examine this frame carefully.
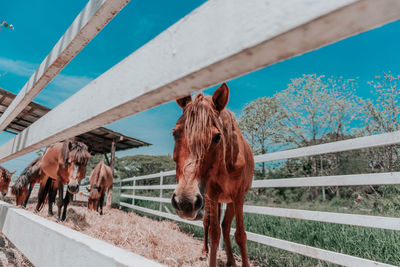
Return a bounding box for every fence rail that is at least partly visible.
[104,130,400,267]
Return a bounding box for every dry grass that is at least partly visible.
[0,233,33,267]
[16,198,247,267]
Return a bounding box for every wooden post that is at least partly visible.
[159,171,164,211]
[104,153,110,166]
[106,140,116,208]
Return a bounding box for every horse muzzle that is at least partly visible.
[171,193,204,221]
[67,184,79,194]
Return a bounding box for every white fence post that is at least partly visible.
[132,179,136,206]
[159,171,164,211]
[118,180,122,206]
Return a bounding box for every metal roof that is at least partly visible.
[0,88,151,154]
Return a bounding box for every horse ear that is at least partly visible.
[86,186,90,192]
[10,171,15,175]
[176,95,192,109]
[212,83,229,111]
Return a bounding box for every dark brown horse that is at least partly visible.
[36,139,90,221]
[11,156,42,207]
[172,83,254,267]
[0,166,15,196]
[87,160,113,214]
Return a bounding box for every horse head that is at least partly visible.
[63,140,90,194]
[171,83,230,220]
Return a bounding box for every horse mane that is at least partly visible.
[62,139,90,166]
[182,93,239,171]
[11,156,42,195]
[0,166,12,183]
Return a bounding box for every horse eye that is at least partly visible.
[172,131,179,140]
[213,133,221,144]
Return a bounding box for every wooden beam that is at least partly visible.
[0,0,400,162]
[0,0,131,133]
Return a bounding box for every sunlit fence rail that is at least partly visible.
[101,130,400,267]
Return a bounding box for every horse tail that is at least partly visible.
[37,178,52,212]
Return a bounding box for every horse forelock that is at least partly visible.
[65,141,90,166]
[182,94,222,161]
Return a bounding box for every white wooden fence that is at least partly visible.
[103,131,400,267]
[1,0,400,266]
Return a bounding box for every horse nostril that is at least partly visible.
[171,194,179,210]
[194,194,203,211]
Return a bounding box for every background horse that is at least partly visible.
[87,160,113,214]
[0,166,15,197]
[172,83,254,267]
[36,139,90,221]
[11,156,42,207]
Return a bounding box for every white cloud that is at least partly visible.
[0,57,37,77]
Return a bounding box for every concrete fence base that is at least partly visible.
[0,201,162,267]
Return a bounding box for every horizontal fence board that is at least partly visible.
[120,194,171,203]
[2,0,400,162]
[0,0,130,133]
[252,172,400,188]
[254,130,400,163]
[119,170,176,183]
[119,202,203,227]
[120,195,400,231]
[119,172,400,190]
[243,205,400,231]
[121,185,176,190]
[120,200,393,267]
[245,232,394,267]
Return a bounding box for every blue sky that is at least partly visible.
[1,0,400,173]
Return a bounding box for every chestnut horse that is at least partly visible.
[11,156,42,207]
[87,160,113,214]
[0,166,15,196]
[171,83,254,267]
[36,139,90,221]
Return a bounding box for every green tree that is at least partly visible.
[238,96,285,176]
[0,20,14,31]
[362,72,400,172]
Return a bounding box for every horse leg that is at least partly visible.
[99,192,105,215]
[61,191,72,221]
[208,199,220,267]
[57,180,64,222]
[106,185,113,209]
[222,203,236,266]
[22,182,33,208]
[202,200,210,254]
[233,197,249,267]
[48,181,57,216]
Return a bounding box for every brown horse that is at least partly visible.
[87,160,113,214]
[36,139,90,221]
[0,166,15,196]
[172,83,254,267]
[11,156,42,207]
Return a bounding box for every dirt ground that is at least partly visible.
[0,233,33,267]
[4,196,249,267]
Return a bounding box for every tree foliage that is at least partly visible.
[0,20,14,31]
